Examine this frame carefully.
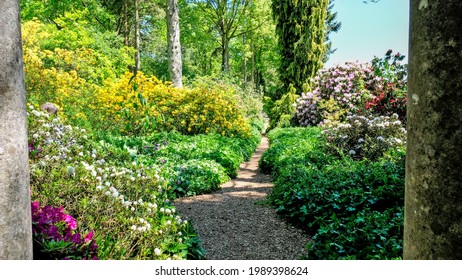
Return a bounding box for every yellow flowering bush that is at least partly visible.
[96,72,252,137]
[22,18,133,127]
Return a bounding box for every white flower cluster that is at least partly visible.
[322,113,406,160]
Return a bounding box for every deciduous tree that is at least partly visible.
[166,0,183,87]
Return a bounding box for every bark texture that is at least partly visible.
[0,0,33,259]
[134,0,141,73]
[404,0,462,259]
[167,0,183,87]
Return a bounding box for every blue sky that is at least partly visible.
[325,0,409,67]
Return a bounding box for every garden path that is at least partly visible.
[174,136,310,260]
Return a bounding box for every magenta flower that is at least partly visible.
[64,214,77,230]
[84,231,94,243]
[31,201,99,260]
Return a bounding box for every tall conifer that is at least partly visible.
[272,0,329,98]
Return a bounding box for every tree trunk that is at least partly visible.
[123,0,129,46]
[222,35,230,73]
[134,0,141,74]
[166,0,183,88]
[250,31,255,84]
[404,0,462,259]
[243,33,247,85]
[0,0,33,259]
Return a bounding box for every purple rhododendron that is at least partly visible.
[295,62,374,126]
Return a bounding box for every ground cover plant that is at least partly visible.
[260,127,405,259]
[95,121,262,197]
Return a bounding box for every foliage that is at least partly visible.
[321,113,406,161]
[31,201,98,260]
[364,50,407,123]
[272,0,329,97]
[28,105,201,260]
[189,75,265,122]
[264,85,299,130]
[259,127,326,175]
[261,127,405,259]
[171,159,229,197]
[294,51,407,128]
[295,62,373,126]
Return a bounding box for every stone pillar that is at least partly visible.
[0,0,33,259]
[404,0,462,259]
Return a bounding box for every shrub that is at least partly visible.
[171,159,229,197]
[363,50,407,123]
[32,201,98,260]
[22,18,133,128]
[295,62,373,126]
[294,51,408,127]
[95,72,252,138]
[321,113,406,161]
[262,127,405,260]
[259,127,326,176]
[264,85,299,130]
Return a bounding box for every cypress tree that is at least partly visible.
[272,0,329,99]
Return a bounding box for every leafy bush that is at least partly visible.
[96,121,262,197]
[172,159,229,197]
[22,18,133,128]
[294,51,407,127]
[262,127,405,260]
[259,127,326,175]
[264,85,299,130]
[321,113,406,161]
[32,201,98,260]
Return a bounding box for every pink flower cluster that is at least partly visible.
[31,201,98,260]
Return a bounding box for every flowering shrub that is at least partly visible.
[321,113,406,161]
[364,84,407,123]
[294,51,407,127]
[31,201,98,260]
[95,72,252,138]
[363,50,407,123]
[22,18,133,128]
[28,104,197,259]
[295,62,373,126]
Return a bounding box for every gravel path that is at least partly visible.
[174,136,310,260]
